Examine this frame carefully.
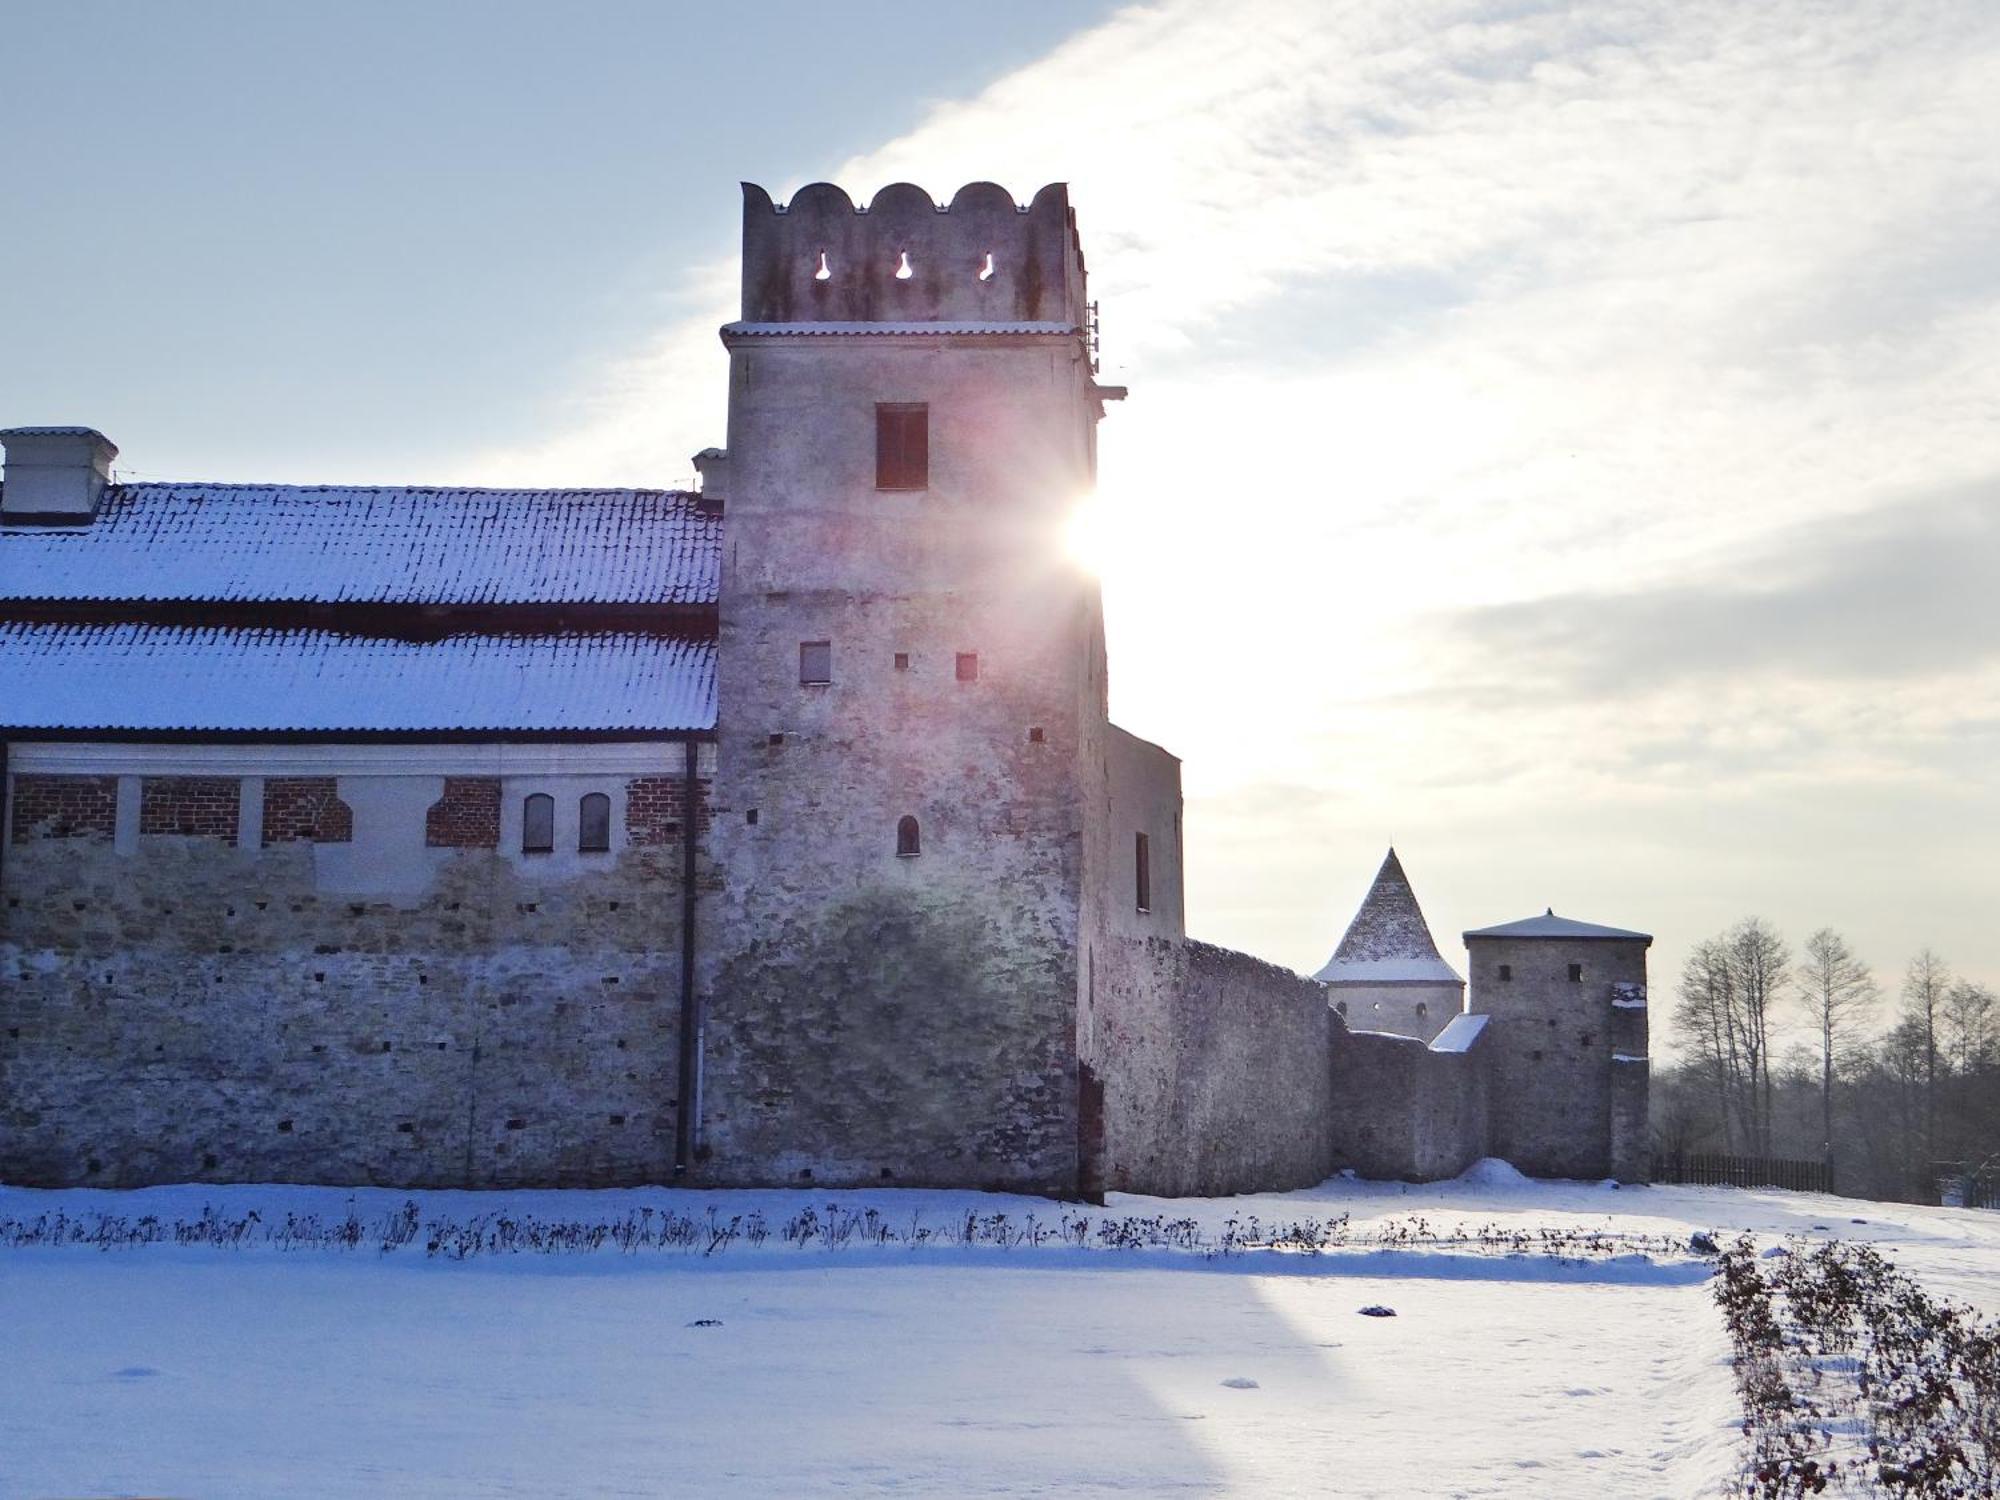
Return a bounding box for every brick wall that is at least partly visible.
[9,774,118,843]
[139,776,239,841]
[624,774,712,847]
[424,777,500,849]
[262,777,354,845]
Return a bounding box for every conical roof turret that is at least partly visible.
[1314,848,1464,985]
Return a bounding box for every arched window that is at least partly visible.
[578,793,611,853]
[522,793,554,854]
[896,815,921,857]
[1415,1002,1429,1020]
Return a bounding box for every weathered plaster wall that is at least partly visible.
[1326,1023,1490,1181]
[1463,936,1649,1180]
[0,743,707,1189]
[1088,938,1333,1197]
[1325,980,1464,1043]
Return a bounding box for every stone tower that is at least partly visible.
[1462,911,1651,1181]
[692,182,1116,1193]
[1315,848,1465,1041]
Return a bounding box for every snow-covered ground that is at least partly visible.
[2,1169,1995,1498]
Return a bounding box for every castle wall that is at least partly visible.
[1089,938,1334,1197]
[1464,935,1649,1180]
[1326,1020,1490,1181]
[1325,979,1464,1042]
[698,322,1103,1194]
[0,742,708,1189]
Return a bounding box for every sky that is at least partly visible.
[3,0,1995,1036]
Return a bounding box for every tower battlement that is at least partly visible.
[738,181,1087,327]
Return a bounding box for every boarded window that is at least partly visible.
[578,793,611,853]
[800,640,832,685]
[1135,832,1151,913]
[956,652,978,682]
[896,815,921,857]
[876,403,928,489]
[522,794,555,854]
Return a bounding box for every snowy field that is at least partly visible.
[3,1169,1996,1498]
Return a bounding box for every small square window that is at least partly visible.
[1027,726,1045,743]
[894,652,910,671]
[1498,964,1512,982]
[767,732,785,747]
[956,652,978,682]
[745,809,759,826]
[800,641,832,685]
[1568,963,1584,982]
[876,403,928,490]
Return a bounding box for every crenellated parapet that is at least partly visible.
[738,181,1087,327]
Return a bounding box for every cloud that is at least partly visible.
[1434,482,2000,697]
[454,0,2000,995]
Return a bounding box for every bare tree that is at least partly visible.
[1903,949,1952,1174]
[1796,928,1878,1180]
[1726,918,1788,1156]
[1674,938,1744,1151]
[1671,919,1789,1156]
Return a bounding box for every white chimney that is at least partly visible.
[692,446,728,504]
[0,427,119,524]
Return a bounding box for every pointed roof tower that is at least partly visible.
[1314,849,1464,985]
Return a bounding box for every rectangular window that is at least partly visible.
[578,793,611,853]
[522,793,554,855]
[1134,832,1151,914]
[1498,964,1512,982]
[876,403,928,490]
[894,652,910,671]
[799,640,832,685]
[955,652,978,682]
[1568,962,1584,983]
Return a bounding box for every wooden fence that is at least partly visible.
[1651,1152,1832,1194]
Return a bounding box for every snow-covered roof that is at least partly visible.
[1428,1013,1490,1054]
[0,484,719,606]
[1315,848,1464,986]
[721,321,1077,338]
[1463,911,1652,943]
[0,623,714,734]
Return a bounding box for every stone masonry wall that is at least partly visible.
[9,774,117,843]
[1327,1024,1490,1181]
[1465,935,1649,1180]
[0,761,703,1189]
[1091,937,1335,1197]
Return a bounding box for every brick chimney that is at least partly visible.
[0,427,118,524]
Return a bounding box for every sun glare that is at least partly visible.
[1064,493,1111,575]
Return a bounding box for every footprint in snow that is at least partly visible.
[111,1367,161,1380]
[687,1319,723,1328]
[1220,1377,1259,1390]
[1358,1305,1396,1318]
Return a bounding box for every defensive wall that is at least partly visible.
[0,745,710,1189]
